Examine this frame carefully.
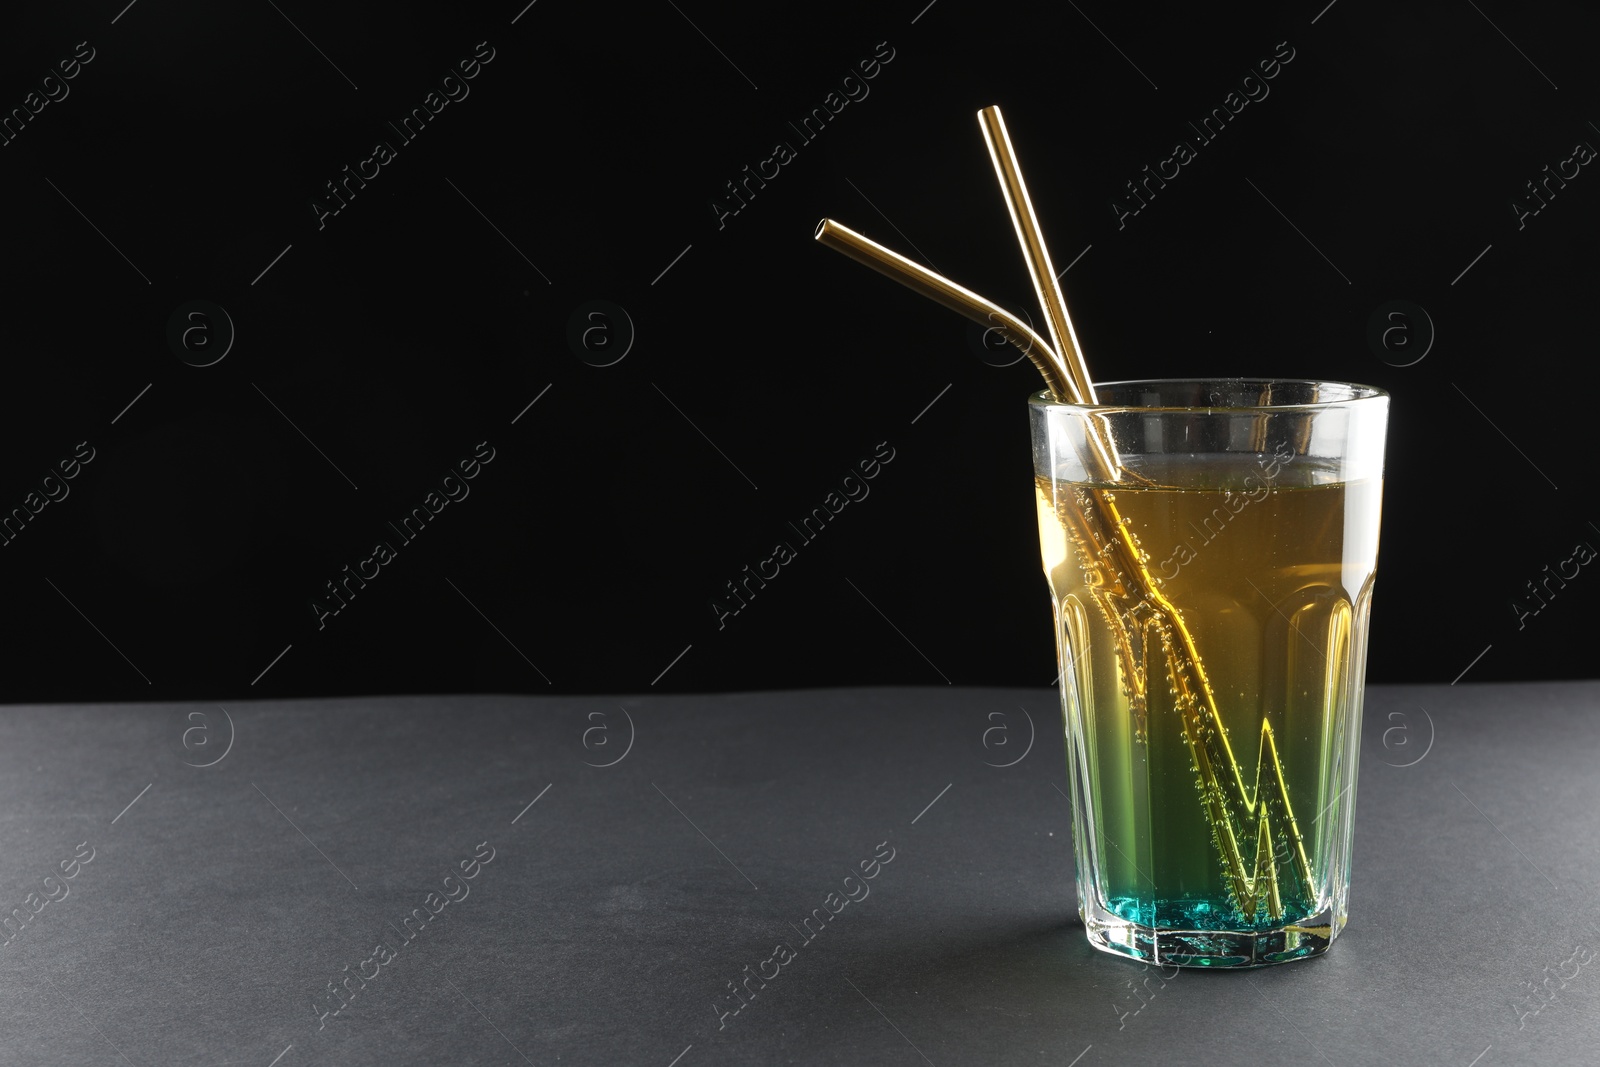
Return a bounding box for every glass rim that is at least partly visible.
[1028,377,1388,414]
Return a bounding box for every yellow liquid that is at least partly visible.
[1038,457,1380,933]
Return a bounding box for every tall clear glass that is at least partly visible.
[1031,379,1388,967]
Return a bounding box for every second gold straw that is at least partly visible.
[978,106,1096,405]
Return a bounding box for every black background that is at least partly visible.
[0,0,1593,703]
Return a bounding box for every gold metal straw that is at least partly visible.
[814,218,1074,402]
[969,106,1315,919]
[810,114,1316,921]
[978,106,1096,405]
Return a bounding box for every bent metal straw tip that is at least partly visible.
[810,216,1073,402]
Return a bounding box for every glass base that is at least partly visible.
[1082,898,1347,969]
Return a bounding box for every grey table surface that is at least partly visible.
[0,681,1596,1067]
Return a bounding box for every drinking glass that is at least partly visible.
[1031,379,1388,967]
